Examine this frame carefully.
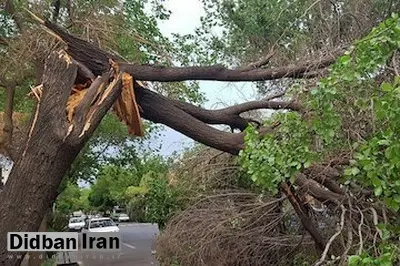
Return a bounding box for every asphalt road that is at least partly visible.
[67,223,160,266]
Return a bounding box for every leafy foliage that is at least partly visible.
[88,155,171,213]
[241,14,400,196]
[240,14,400,265]
[240,112,315,194]
[170,0,400,67]
[144,175,182,229]
[55,182,85,214]
[348,243,400,266]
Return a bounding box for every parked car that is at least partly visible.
[82,217,120,233]
[68,217,85,232]
[117,213,130,222]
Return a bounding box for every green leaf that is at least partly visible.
[348,255,361,266]
[375,186,383,196]
[351,167,360,176]
[381,82,393,92]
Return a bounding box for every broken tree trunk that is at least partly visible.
[0,50,124,266]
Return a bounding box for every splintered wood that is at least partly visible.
[66,88,87,122]
[113,73,144,136]
[65,71,144,137]
[24,11,144,138]
[29,71,144,138]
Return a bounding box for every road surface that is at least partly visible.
[68,223,160,266]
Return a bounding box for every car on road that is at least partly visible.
[82,217,120,233]
[68,217,85,232]
[117,213,130,222]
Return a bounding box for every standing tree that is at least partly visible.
[1,0,400,265]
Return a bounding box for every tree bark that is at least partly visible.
[0,53,80,266]
[281,182,326,252]
[0,50,122,266]
[27,210,48,266]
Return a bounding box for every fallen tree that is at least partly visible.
[0,17,338,264]
[0,3,400,266]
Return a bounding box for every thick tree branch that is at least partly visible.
[119,56,337,82]
[37,19,341,82]
[29,17,330,154]
[305,165,345,195]
[282,182,326,252]
[170,98,300,131]
[295,174,344,206]
[135,86,245,154]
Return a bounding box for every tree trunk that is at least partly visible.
[0,53,80,266]
[27,210,48,266]
[0,50,121,266]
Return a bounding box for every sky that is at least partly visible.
[153,0,257,156]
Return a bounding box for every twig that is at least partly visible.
[356,206,364,255]
[392,50,399,76]
[369,207,382,238]
[239,50,276,71]
[314,205,346,266]
[339,197,353,266]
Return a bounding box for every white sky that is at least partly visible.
[155,0,257,156]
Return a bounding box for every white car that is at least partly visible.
[82,217,120,233]
[118,213,130,222]
[68,217,85,232]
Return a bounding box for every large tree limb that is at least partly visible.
[119,56,337,82]
[36,19,341,82]
[135,86,245,154]
[170,97,300,131]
